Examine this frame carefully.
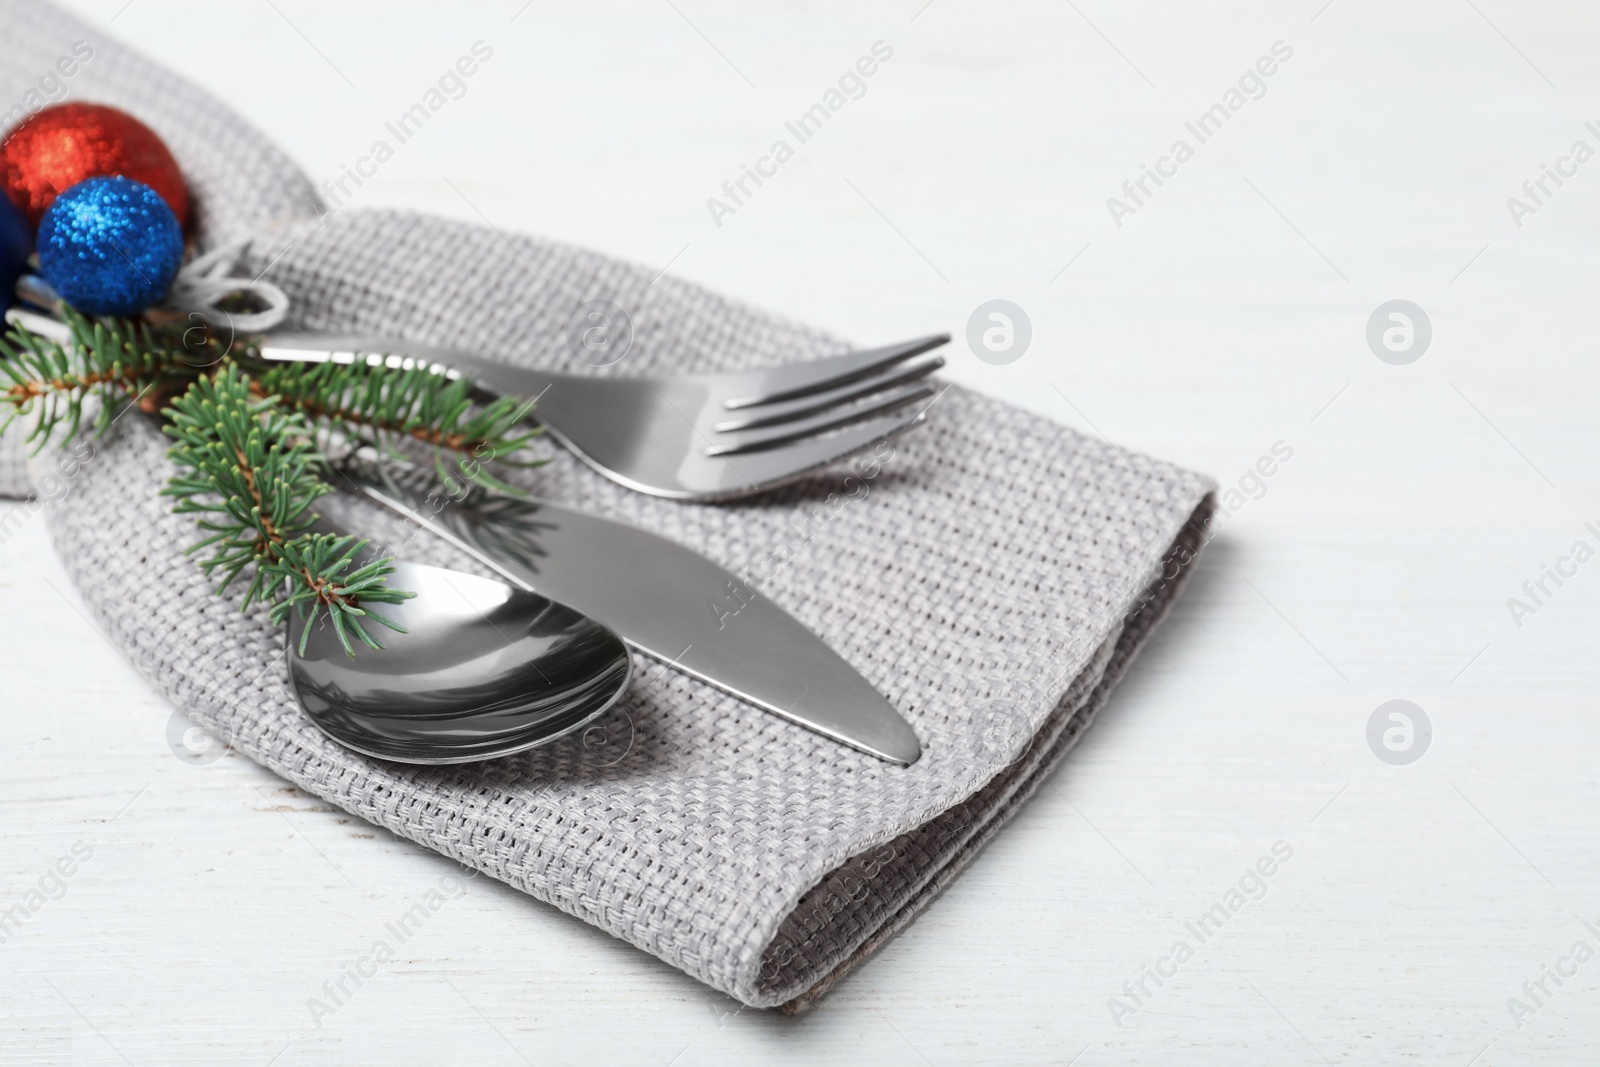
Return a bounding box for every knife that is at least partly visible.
[333,458,922,766]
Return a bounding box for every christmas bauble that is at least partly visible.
[0,103,190,230]
[38,176,184,316]
[0,192,28,308]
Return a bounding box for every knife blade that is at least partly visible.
[338,461,922,766]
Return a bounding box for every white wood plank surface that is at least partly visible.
[5,1,1599,1063]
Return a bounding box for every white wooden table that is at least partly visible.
[5,1,1599,1062]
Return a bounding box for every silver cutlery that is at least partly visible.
[259,332,949,502]
[287,552,633,765]
[4,305,920,764]
[0,307,636,768]
[330,457,923,765]
[138,383,638,768]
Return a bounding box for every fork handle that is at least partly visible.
[256,332,567,407]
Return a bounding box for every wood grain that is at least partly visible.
[5,1,1599,1062]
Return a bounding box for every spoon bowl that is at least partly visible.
[287,559,632,764]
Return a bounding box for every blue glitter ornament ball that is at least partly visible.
[38,175,183,316]
[0,192,29,308]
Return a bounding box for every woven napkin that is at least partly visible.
[1,0,1216,1009]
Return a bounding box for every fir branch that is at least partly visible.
[162,366,412,656]
[0,308,196,452]
[0,310,543,654]
[256,359,544,493]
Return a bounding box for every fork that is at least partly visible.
[256,332,949,501]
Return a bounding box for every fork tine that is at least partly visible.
[707,383,934,456]
[719,403,937,486]
[722,333,949,410]
[713,354,944,433]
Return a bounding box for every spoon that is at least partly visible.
[288,460,636,767]
[286,555,634,765]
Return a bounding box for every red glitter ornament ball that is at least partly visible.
[0,103,189,230]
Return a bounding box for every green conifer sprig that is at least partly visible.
[257,359,544,493]
[0,309,196,450]
[0,309,543,656]
[162,366,412,655]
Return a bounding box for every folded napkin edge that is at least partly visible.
[747,492,1218,1008]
